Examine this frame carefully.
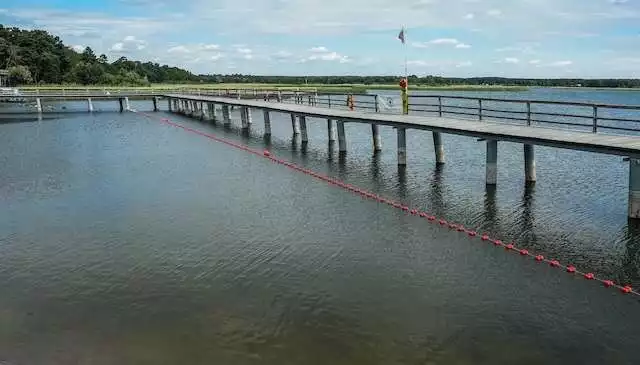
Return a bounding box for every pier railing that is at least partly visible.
[15,87,640,134]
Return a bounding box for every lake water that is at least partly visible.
[1,88,639,364]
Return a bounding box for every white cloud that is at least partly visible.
[243,54,254,60]
[412,38,471,49]
[456,61,472,67]
[487,9,502,17]
[546,60,573,67]
[236,48,252,54]
[110,42,124,52]
[529,59,541,64]
[123,35,136,41]
[503,57,520,64]
[200,44,220,50]
[210,53,223,61]
[310,46,329,52]
[72,45,85,52]
[464,13,475,20]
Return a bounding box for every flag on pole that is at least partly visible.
[398,27,405,44]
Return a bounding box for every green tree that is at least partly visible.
[7,65,33,85]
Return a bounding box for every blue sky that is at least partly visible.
[1,0,639,77]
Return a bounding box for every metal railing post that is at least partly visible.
[526,101,531,126]
[374,95,379,113]
[479,99,483,121]
[593,105,598,133]
[438,96,442,117]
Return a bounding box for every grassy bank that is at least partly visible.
[18,83,529,93]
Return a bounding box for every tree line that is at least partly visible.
[1,25,640,88]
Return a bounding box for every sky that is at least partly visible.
[1,0,639,78]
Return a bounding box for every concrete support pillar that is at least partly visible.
[486,140,498,185]
[36,98,42,114]
[153,97,158,112]
[246,108,252,125]
[263,110,271,136]
[291,114,300,135]
[168,98,173,112]
[240,107,249,129]
[87,98,94,112]
[397,128,407,166]
[524,144,536,183]
[300,116,308,144]
[433,132,445,164]
[124,97,130,111]
[629,159,640,218]
[222,105,231,126]
[337,121,347,153]
[118,98,124,113]
[327,119,336,142]
[199,102,205,119]
[371,124,382,152]
[209,103,216,121]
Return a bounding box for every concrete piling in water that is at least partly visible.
[36,98,42,114]
[371,124,382,153]
[300,116,308,144]
[87,98,94,113]
[524,144,536,183]
[152,97,158,112]
[337,121,347,153]
[486,140,498,185]
[629,159,640,218]
[118,98,124,113]
[240,107,249,130]
[209,103,216,121]
[327,119,336,143]
[397,128,407,165]
[433,132,445,164]
[222,105,231,126]
[199,102,205,119]
[168,98,172,112]
[291,114,300,135]
[263,110,271,136]
[246,108,252,125]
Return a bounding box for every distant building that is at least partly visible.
[0,69,8,86]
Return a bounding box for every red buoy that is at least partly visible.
[468,231,477,237]
[428,216,436,221]
[505,243,513,250]
[439,219,447,225]
[419,212,428,218]
[550,260,560,268]
[535,255,544,261]
[410,209,418,215]
[604,280,615,288]
[401,206,410,212]
[457,226,465,232]
[584,273,595,280]
[448,223,457,229]
[264,150,271,157]
[622,286,632,294]
[481,234,489,241]
[520,249,529,256]
[566,265,576,273]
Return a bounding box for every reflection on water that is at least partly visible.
[0,96,639,364]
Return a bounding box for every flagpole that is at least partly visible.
[403,25,408,80]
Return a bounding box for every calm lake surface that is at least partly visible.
[1,88,639,364]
